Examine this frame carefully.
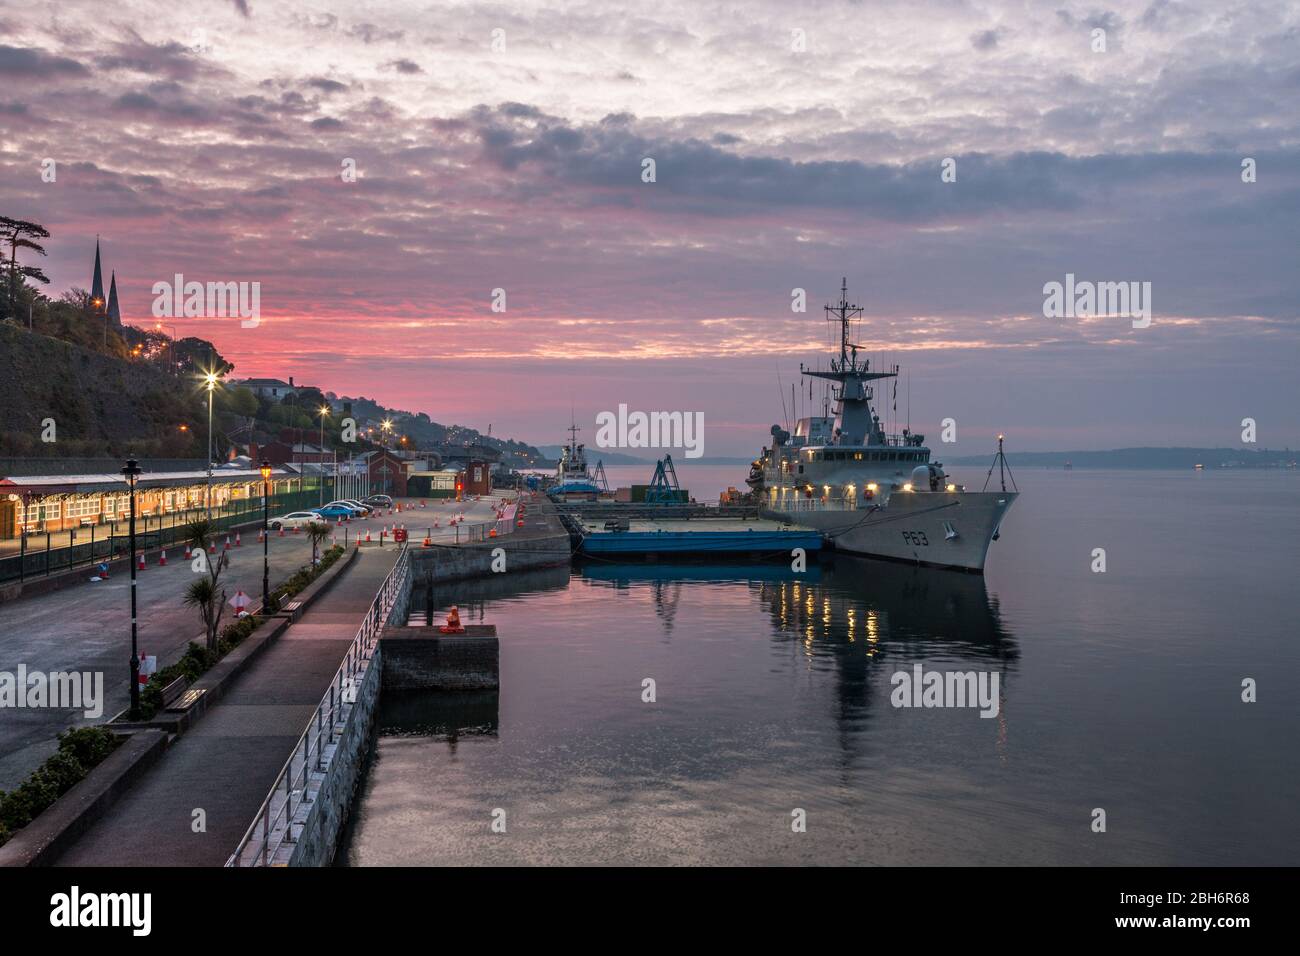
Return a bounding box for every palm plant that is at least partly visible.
[305,521,331,565]
[182,577,224,653]
[182,517,228,651]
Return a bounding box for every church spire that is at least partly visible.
[107,270,121,325]
[90,237,105,312]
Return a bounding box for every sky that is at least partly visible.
[1,0,1298,457]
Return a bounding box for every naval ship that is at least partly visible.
[749,280,1017,573]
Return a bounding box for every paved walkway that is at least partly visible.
[55,547,400,867]
[0,534,320,790]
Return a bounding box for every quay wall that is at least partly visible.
[275,504,570,865]
[283,642,383,867]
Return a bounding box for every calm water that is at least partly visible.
[341,469,1300,865]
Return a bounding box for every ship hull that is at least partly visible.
[763,491,1016,573]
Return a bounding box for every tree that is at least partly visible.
[305,521,331,565]
[181,518,229,652]
[174,337,233,377]
[0,216,51,321]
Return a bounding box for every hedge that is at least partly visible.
[0,727,121,848]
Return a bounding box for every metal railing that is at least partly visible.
[453,516,516,544]
[226,544,411,867]
[0,488,324,584]
[768,496,862,512]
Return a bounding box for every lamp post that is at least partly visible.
[260,459,272,613]
[203,371,218,517]
[121,458,142,720]
[318,405,330,506]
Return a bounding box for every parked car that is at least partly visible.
[323,500,367,516]
[339,499,374,515]
[269,511,321,531]
[313,504,357,520]
[363,494,394,508]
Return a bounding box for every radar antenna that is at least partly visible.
[825,277,865,373]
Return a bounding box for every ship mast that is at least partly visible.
[826,276,864,373]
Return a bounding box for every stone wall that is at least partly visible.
[381,626,499,691]
[283,643,382,867]
[409,529,570,583]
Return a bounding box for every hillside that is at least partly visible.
[0,323,204,458]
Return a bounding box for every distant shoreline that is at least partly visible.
[945,447,1296,469]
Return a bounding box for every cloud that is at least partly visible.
[970,29,1001,50]
[0,44,88,77]
[383,58,423,74]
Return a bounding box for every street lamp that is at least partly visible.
[381,418,393,449]
[203,370,218,517]
[260,459,272,613]
[318,404,331,506]
[121,458,142,720]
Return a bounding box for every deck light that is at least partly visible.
[946,483,956,492]
[903,483,913,492]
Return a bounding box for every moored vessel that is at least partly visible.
[752,280,1017,573]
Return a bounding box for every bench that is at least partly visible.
[165,687,208,713]
[159,676,188,707]
[282,600,302,613]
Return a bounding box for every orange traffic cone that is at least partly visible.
[137,552,146,571]
[279,526,285,536]
[438,606,465,634]
[364,529,371,542]
[183,542,192,559]
[159,549,167,566]
[293,525,300,534]
[235,532,242,547]
[223,535,231,551]
[208,542,217,554]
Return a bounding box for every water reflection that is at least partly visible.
[377,689,500,743]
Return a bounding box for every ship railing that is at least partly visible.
[226,544,411,867]
[771,496,860,512]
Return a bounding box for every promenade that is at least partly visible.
[54,547,401,867]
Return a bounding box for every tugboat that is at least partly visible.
[548,420,605,501]
[751,279,1017,573]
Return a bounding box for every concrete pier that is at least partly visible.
[380,625,499,690]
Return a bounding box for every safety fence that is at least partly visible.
[0,490,324,584]
[226,545,411,867]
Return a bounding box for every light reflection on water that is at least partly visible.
[341,470,1300,866]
